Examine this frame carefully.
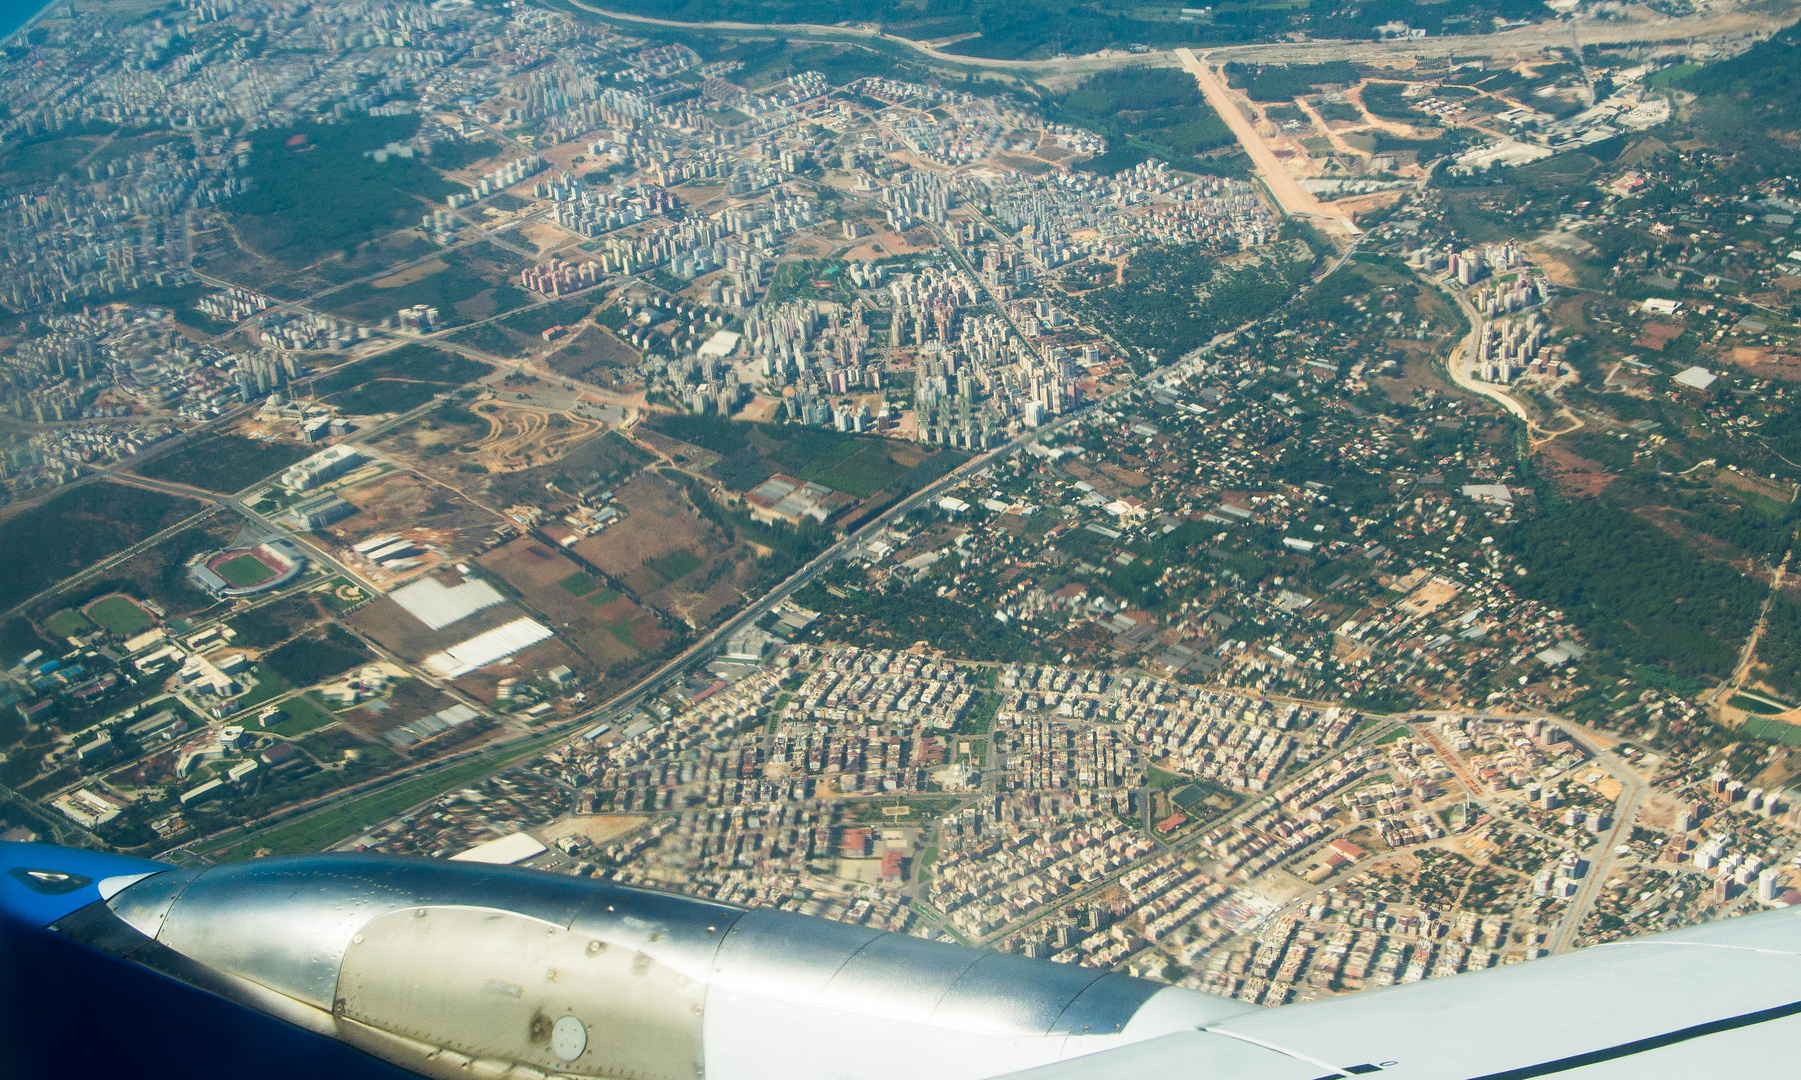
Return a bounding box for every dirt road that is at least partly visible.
[1175,49,1359,234]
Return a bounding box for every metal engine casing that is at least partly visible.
[60,854,1249,1080]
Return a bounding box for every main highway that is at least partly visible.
[555,2,1794,78]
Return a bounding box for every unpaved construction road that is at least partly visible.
[1176,48,1359,234]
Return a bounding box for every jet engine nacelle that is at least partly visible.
[3,844,1249,1080]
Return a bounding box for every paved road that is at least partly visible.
[1548,725,1649,955]
[0,503,229,623]
[1424,270,1534,425]
[556,3,1795,77]
[1409,709,1648,955]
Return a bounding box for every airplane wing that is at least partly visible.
[1001,903,1801,1080]
[3,841,1798,1080]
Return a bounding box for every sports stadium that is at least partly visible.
[188,539,308,598]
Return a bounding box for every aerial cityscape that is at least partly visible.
[4,0,1801,1014]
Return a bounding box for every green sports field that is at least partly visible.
[218,554,279,588]
[84,595,154,636]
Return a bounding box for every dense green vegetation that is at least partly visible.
[581,0,1550,60]
[310,343,491,415]
[226,596,322,649]
[1753,596,1801,700]
[1676,22,1801,132]
[1506,499,1762,679]
[648,412,965,500]
[0,482,203,610]
[1226,62,1358,102]
[226,116,460,263]
[133,433,313,494]
[1377,128,1484,162]
[1642,22,1801,179]
[1072,237,1316,366]
[794,576,1057,662]
[261,625,370,686]
[1359,81,1434,124]
[1052,67,1234,174]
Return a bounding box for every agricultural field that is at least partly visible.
[0,481,205,611]
[330,676,473,749]
[453,633,591,706]
[131,432,314,495]
[346,587,538,667]
[476,537,675,669]
[572,471,766,627]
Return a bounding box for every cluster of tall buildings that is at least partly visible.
[1407,239,1527,285]
[1477,311,1562,383]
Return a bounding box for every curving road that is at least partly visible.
[556,2,1798,78]
[1424,270,1533,425]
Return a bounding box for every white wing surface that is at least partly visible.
[1001,905,1801,1080]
